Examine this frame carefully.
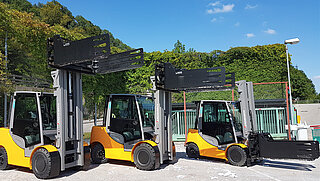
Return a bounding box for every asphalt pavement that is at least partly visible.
[0,142,319,181]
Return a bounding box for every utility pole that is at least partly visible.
[4,32,7,127]
[94,102,97,126]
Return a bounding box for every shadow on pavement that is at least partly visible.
[176,151,228,164]
[57,163,100,178]
[106,159,136,167]
[176,151,316,172]
[255,159,315,171]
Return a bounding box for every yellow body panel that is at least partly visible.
[186,129,247,160]
[0,128,31,168]
[90,126,158,162]
[0,128,59,169]
[37,145,58,153]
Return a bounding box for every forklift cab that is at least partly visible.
[0,91,62,178]
[90,94,162,170]
[104,94,155,149]
[196,100,238,147]
[186,100,249,166]
[9,92,57,156]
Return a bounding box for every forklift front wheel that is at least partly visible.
[186,143,200,159]
[0,147,9,170]
[133,143,156,170]
[32,148,60,179]
[227,146,247,166]
[91,143,108,164]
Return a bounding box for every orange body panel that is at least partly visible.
[90,126,131,161]
[90,126,158,162]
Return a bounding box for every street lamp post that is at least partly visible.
[284,38,300,140]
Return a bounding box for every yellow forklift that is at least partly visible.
[0,91,64,178]
[0,34,144,178]
[90,94,166,170]
[186,80,319,166]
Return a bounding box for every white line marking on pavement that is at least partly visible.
[248,167,281,181]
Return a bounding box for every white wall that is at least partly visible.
[294,103,320,140]
[294,104,320,126]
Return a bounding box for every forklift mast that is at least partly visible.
[153,88,173,163]
[236,80,257,139]
[47,34,144,170]
[234,81,319,161]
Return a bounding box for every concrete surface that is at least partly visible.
[0,142,319,181]
[83,119,103,133]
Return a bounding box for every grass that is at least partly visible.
[84,132,91,139]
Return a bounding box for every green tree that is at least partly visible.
[39,1,73,27]
[173,40,185,53]
[290,67,317,100]
[0,0,34,12]
[0,0,317,107]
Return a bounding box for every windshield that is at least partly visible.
[137,96,155,129]
[227,102,242,132]
[40,95,57,130]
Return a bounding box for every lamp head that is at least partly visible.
[285,38,300,45]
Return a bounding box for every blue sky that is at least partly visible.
[29,0,320,93]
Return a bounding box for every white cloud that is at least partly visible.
[246,33,255,38]
[245,4,258,9]
[207,9,214,14]
[207,4,235,14]
[211,18,217,22]
[314,76,320,79]
[264,29,276,34]
[234,22,240,27]
[208,1,220,7]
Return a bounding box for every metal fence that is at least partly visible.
[172,107,290,141]
[256,108,287,138]
[172,110,197,141]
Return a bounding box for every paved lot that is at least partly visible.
[83,119,102,133]
[0,142,319,181]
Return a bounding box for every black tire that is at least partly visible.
[0,147,9,170]
[91,143,108,164]
[32,148,60,179]
[133,143,156,170]
[186,143,200,158]
[227,146,247,166]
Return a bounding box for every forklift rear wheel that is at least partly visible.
[32,148,60,179]
[0,147,9,170]
[186,143,200,158]
[227,146,247,166]
[91,143,108,164]
[133,143,156,170]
